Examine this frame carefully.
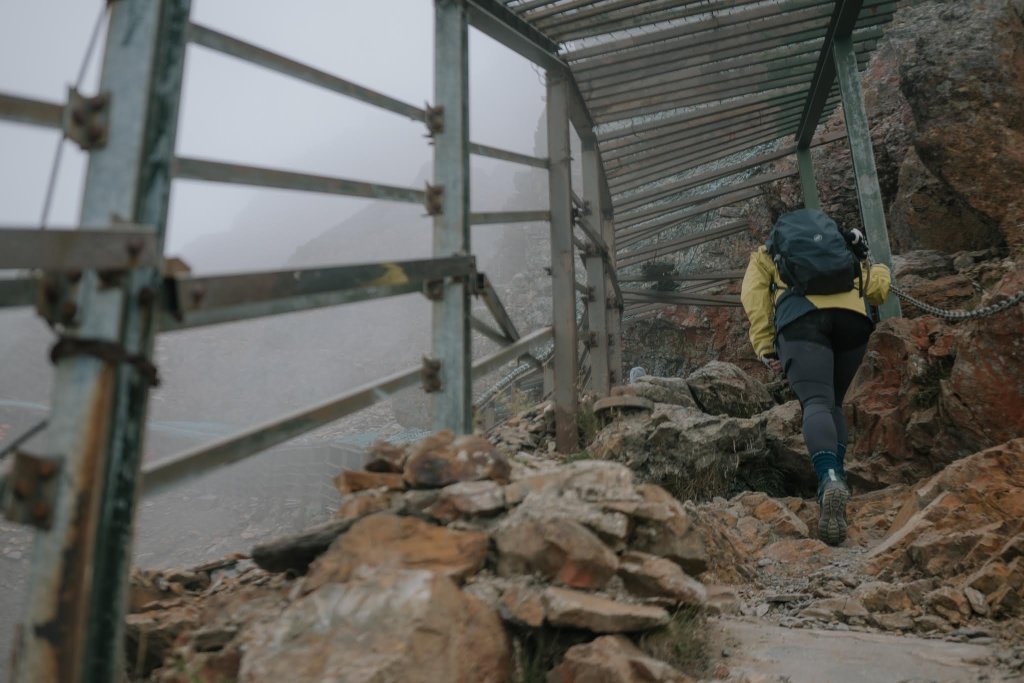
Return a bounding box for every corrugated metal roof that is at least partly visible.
[498,0,899,277]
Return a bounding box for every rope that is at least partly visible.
[889,282,1024,321]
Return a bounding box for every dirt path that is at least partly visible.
[712,617,1009,683]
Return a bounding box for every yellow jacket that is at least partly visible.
[740,246,891,358]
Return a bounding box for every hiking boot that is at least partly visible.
[817,475,850,546]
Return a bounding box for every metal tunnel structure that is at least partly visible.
[0,1,903,679]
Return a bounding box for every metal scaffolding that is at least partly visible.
[0,0,906,678]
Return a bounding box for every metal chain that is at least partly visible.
[889,282,1024,320]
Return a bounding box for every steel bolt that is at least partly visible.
[31,501,51,523]
[126,237,144,258]
[36,461,58,480]
[13,478,32,500]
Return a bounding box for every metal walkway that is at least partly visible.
[0,1,904,680]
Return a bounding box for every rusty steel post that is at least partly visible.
[581,135,610,397]
[546,71,579,452]
[11,2,191,682]
[431,0,473,434]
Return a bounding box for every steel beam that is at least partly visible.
[617,188,763,250]
[0,226,158,270]
[158,256,475,331]
[470,210,550,224]
[546,0,770,42]
[432,0,473,434]
[469,141,549,168]
[619,270,745,283]
[797,147,821,209]
[795,0,865,147]
[581,137,610,396]
[618,169,797,229]
[612,129,847,212]
[546,72,578,452]
[0,91,64,130]
[173,156,426,204]
[464,0,595,134]
[476,273,521,342]
[10,1,191,682]
[833,35,901,318]
[187,22,426,122]
[617,220,750,268]
[568,0,832,64]
[585,28,880,106]
[579,6,892,91]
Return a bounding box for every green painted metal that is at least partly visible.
[9,1,190,681]
[798,147,822,209]
[84,1,192,680]
[613,129,847,212]
[0,91,64,129]
[174,156,427,204]
[0,226,158,270]
[581,136,611,396]
[470,210,550,224]
[617,219,750,268]
[188,22,426,122]
[159,256,475,331]
[581,7,894,91]
[433,0,473,434]
[618,169,797,229]
[546,72,579,452]
[833,35,901,319]
[469,141,548,168]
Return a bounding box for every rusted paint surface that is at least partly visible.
[14,365,115,683]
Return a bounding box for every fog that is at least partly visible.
[0,4,555,668]
[1,0,550,439]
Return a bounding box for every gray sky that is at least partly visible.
[0,0,547,262]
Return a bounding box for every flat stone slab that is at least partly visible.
[593,396,655,415]
[714,617,1010,683]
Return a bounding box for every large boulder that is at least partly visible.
[304,514,488,592]
[589,403,766,501]
[239,569,510,683]
[684,361,774,418]
[631,376,699,408]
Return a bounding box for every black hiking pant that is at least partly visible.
[776,309,874,459]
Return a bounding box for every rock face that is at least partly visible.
[240,569,510,683]
[685,361,774,418]
[866,439,1024,619]
[846,264,1024,488]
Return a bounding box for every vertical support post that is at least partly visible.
[12,2,191,682]
[833,36,901,319]
[432,0,473,433]
[546,71,578,453]
[797,147,821,210]
[599,169,623,386]
[581,136,610,397]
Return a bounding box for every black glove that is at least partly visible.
[843,228,870,261]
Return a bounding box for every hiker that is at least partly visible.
[740,208,891,546]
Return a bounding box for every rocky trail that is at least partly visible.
[116,357,1024,682]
